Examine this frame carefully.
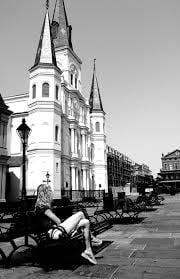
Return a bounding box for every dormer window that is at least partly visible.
[42,82,49,97]
[32,84,36,99]
[51,21,59,39]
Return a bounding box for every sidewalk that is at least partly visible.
[1,194,180,279]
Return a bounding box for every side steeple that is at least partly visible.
[51,0,73,49]
[89,59,104,113]
[33,4,57,68]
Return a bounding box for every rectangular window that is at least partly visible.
[56,85,59,100]
[56,162,59,173]
[70,74,73,85]
[75,77,77,89]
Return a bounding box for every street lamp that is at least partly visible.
[99,184,102,197]
[43,172,51,185]
[17,118,31,202]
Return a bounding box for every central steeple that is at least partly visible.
[89,59,104,113]
[51,0,73,49]
[33,3,57,68]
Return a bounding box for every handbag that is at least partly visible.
[47,225,68,240]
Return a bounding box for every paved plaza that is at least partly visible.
[1,194,180,278]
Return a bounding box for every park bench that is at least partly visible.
[136,192,164,209]
[0,199,111,267]
[94,193,143,222]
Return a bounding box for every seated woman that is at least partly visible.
[34,183,102,265]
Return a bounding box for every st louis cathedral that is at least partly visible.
[1,0,108,200]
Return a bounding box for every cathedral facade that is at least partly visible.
[4,0,108,199]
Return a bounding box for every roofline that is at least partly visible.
[90,109,106,115]
[4,93,29,102]
[163,149,180,158]
[29,63,62,74]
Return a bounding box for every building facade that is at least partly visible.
[3,1,108,199]
[0,96,12,201]
[132,163,153,193]
[158,149,180,191]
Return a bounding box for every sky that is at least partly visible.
[1,0,180,177]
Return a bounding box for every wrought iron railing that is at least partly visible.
[61,189,105,202]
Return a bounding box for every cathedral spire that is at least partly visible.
[46,0,49,10]
[89,59,104,113]
[0,94,8,110]
[51,0,73,49]
[33,6,57,68]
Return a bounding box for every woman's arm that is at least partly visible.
[44,209,61,226]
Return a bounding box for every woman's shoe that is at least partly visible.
[81,252,97,265]
[91,237,103,247]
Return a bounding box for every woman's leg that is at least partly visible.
[60,211,97,264]
[60,211,88,236]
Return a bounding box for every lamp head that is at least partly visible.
[17,118,31,145]
[46,172,50,180]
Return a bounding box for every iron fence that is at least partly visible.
[61,189,105,202]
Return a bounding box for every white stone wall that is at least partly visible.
[5,95,28,114]
[90,112,108,192]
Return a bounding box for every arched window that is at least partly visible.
[70,64,78,88]
[55,85,59,100]
[55,125,59,142]
[42,82,49,97]
[95,122,100,132]
[32,84,36,99]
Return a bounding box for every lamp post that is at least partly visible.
[17,118,31,203]
[99,184,102,198]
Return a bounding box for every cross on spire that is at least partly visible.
[46,0,49,10]
[93,58,96,72]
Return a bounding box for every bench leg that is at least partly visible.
[1,236,37,267]
[0,248,7,261]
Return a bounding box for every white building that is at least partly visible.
[0,96,12,201]
[3,0,108,200]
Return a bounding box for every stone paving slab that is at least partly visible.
[0,266,72,279]
[111,265,180,279]
[62,264,119,279]
[134,258,180,268]
[131,237,174,244]
[95,256,135,266]
[130,232,172,238]
[131,248,180,259]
